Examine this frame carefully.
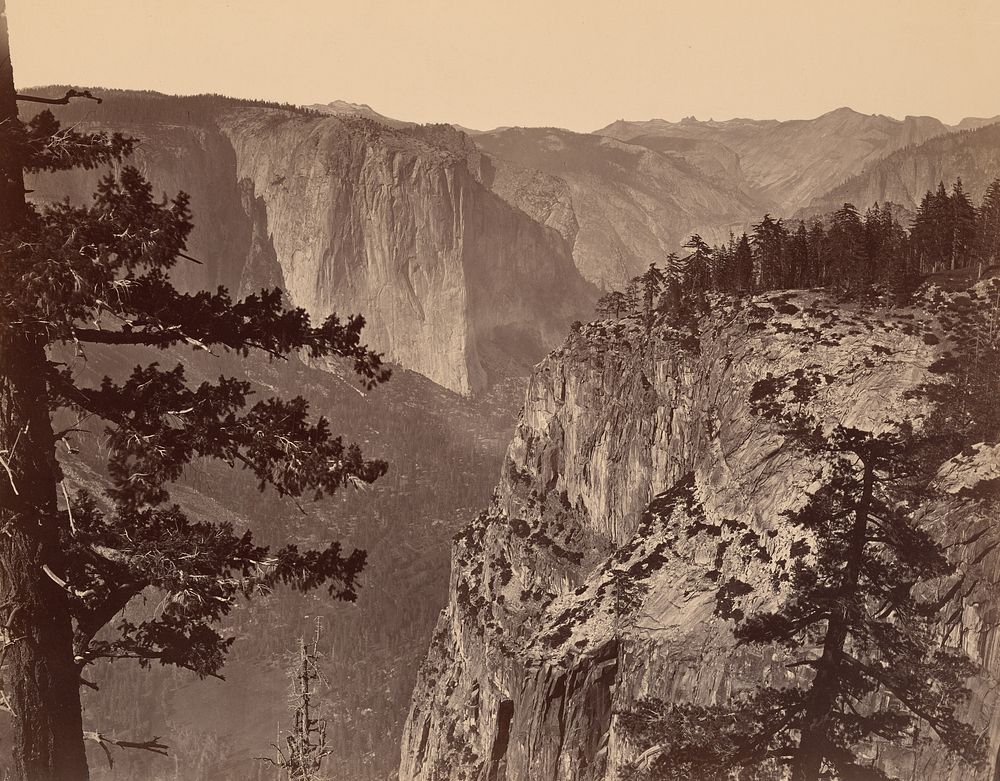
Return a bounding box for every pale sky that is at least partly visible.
[7,0,1000,131]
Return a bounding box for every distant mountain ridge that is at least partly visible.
[804,121,1000,218]
[473,126,761,290]
[595,107,983,214]
[468,108,999,290]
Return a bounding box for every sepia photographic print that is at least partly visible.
[1,1,999,779]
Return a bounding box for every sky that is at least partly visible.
[6,0,1000,131]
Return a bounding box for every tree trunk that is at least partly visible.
[0,3,91,778]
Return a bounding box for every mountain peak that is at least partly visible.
[818,106,865,120]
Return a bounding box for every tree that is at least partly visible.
[826,203,865,290]
[949,179,978,271]
[621,370,987,781]
[750,214,788,290]
[911,183,952,273]
[0,8,389,779]
[260,622,333,781]
[731,232,754,292]
[976,178,1000,266]
[596,290,628,320]
[682,234,713,296]
[806,222,828,287]
[787,222,810,290]
[637,263,666,330]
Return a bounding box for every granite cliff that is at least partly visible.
[30,93,597,396]
[400,282,1000,780]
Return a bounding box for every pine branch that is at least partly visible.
[47,361,388,506]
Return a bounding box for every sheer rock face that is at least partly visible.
[400,287,1000,781]
[219,111,596,396]
[29,106,595,396]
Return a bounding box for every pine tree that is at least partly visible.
[806,222,828,287]
[710,234,733,291]
[596,290,628,320]
[0,9,388,779]
[910,185,954,273]
[638,262,666,330]
[751,215,788,290]
[682,234,713,296]
[621,370,987,781]
[976,178,1000,267]
[788,222,810,289]
[827,203,865,290]
[949,178,978,271]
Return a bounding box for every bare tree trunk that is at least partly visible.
[0,3,91,778]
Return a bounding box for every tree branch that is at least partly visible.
[71,327,179,347]
[16,89,102,105]
[83,731,168,768]
[40,564,96,599]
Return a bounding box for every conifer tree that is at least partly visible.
[751,214,788,290]
[620,370,987,781]
[638,263,666,330]
[976,178,1000,266]
[806,222,828,287]
[596,290,628,320]
[0,8,388,779]
[917,183,954,272]
[731,232,754,292]
[682,234,713,296]
[949,179,978,271]
[826,203,865,290]
[788,222,810,289]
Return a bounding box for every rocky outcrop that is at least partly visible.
[30,95,596,396]
[400,284,1000,780]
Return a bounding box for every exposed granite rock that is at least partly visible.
[219,110,596,395]
[29,102,596,396]
[401,285,1000,780]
